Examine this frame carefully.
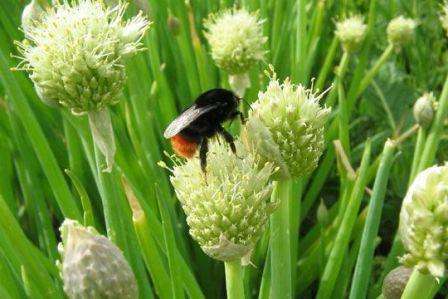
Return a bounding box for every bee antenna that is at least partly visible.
[240,97,253,110]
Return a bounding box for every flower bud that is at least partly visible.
[413,93,436,128]
[382,266,413,299]
[335,16,367,53]
[242,69,331,179]
[18,0,150,114]
[204,8,266,75]
[399,165,448,278]
[21,0,44,39]
[167,140,275,264]
[387,16,416,48]
[59,220,138,299]
[316,200,329,225]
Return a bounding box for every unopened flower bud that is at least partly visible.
[382,266,413,299]
[399,165,448,278]
[317,200,329,225]
[59,220,138,299]
[242,68,331,180]
[168,140,276,264]
[413,93,436,128]
[335,16,367,53]
[387,16,416,48]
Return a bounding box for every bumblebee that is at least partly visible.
[164,88,245,172]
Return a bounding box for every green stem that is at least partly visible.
[315,37,339,91]
[295,0,307,83]
[270,180,292,298]
[372,80,397,132]
[316,141,371,299]
[300,146,335,221]
[337,52,351,154]
[225,261,245,299]
[409,127,426,184]
[369,236,404,298]
[401,270,438,299]
[349,140,396,299]
[417,73,448,171]
[0,49,82,221]
[355,44,394,101]
[303,0,326,84]
[94,146,123,246]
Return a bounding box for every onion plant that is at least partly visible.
[0,0,447,298]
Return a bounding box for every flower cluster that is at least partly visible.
[387,16,416,48]
[204,8,266,75]
[335,16,367,53]
[243,70,331,179]
[167,140,275,263]
[58,220,138,299]
[399,165,448,278]
[18,0,149,114]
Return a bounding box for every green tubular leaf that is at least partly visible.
[157,188,185,299]
[0,47,82,221]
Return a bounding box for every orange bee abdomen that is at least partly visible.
[170,134,198,158]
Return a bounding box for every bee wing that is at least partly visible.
[163,104,216,138]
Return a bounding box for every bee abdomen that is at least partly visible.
[170,134,198,158]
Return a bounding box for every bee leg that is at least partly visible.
[238,111,246,124]
[199,138,209,174]
[218,126,240,158]
[230,111,246,124]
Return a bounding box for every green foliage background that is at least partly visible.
[0,0,447,298]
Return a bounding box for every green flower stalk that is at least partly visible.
[387,16,417,49]
[204,8,266,97]
[166,140,275,263]
[17,0,150,171]
[413,93,436,128]
[242,69,331,180]
[335,16,367,53]
[382,266,413,299]
[58,219,138,299]
[242,69,330,298]
[399,165,448,278]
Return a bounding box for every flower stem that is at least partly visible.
[337,52,351,154]
[356,44,394,99]
[417,73,448,171]
[225,261,245,299]
[409,127,426,184]
[315,37,338,91]
[270,180,292,298]
[316,140,371,299]
[401,270,438,299]
[349,139,396,299]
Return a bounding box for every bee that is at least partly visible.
[164,88,245,173]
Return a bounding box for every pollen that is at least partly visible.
[171,135,198,158]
